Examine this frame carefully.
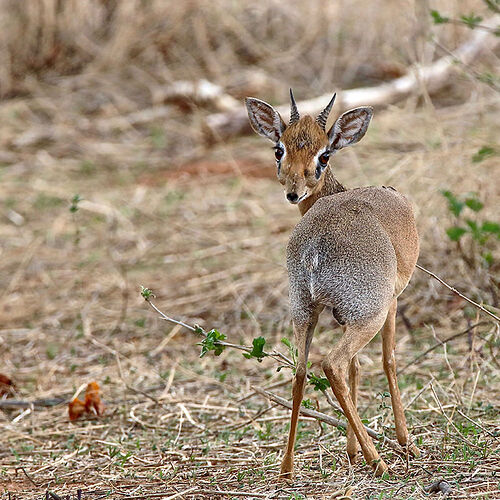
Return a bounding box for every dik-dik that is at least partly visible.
[246,91,420,478]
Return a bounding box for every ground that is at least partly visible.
[0,1,499,498]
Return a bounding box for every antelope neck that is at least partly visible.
[298,166,346,215]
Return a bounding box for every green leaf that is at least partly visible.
[464,197,484,212]
[302,399,314,409]
[281,337,297,366]
[446,226,467,241]
[308,373,330,392]
[465,219,486,243]
[441,190,464,216]
[281,337,292,349]
[199,329,227,358]
[243,336,267,361]
[460,13,483,28]
[465,219,478,231]
[430,9,449,24]
[472,146,496,163]
[482,221,500,236]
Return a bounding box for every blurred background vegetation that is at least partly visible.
[0,1,499,498]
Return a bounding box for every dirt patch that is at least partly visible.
[138,158,274,186]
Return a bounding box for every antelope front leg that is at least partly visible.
[382,299,420,457]
[280,313,318,480]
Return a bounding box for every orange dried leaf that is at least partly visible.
[69,381,105,421]
[84,381,105,416]
[68,398,86,421]
[0,373,14,397]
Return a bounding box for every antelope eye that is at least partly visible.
[275,147,284,161]
[318,152,330,166]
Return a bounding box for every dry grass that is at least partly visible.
[1,1,500,499]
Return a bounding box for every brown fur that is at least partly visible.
[245,96,420,479]
[278,117,330,203]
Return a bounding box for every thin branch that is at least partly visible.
[432,37,500,92]
[147,299,197,333]
[445,18,500,34]
[251,386,402,453]
[416,264,500,323]
[397,321,490,375]
[145,296,295,368]
[0,398,66,409]
[455,408,499,440]
[145,297,351,409]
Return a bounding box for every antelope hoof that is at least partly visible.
[279,456,294,481]
[372,459,389,477]
[348,450,361,465]
[406,443,421,458]
[279,469,293,481]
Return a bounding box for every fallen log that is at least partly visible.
[204,15,500,141]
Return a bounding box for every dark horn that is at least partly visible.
[316,93,336,130]
[289,88,300,125]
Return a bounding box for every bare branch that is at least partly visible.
[416,264,500,323]
[251,386,402,452]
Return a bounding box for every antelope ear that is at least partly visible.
[328,107,373,150]
[245,97,286,143]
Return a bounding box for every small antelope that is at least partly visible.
[246,90,420,478]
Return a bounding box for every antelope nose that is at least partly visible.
[287,192,298,203]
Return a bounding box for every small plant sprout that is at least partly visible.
[302,399,314,409]
[430,9,449,24]
[441,190,500,268]
[69,194,83,244]
[281,337,298,369]
[377,391,391,411]
[69,194,82,213]
[460,13,484,29]
[140,286,156,300]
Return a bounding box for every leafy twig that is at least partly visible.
[430,9,500,33]
[141,288,294,367]
[143,290,350,418]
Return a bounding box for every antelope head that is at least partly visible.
[245,90,373,204]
